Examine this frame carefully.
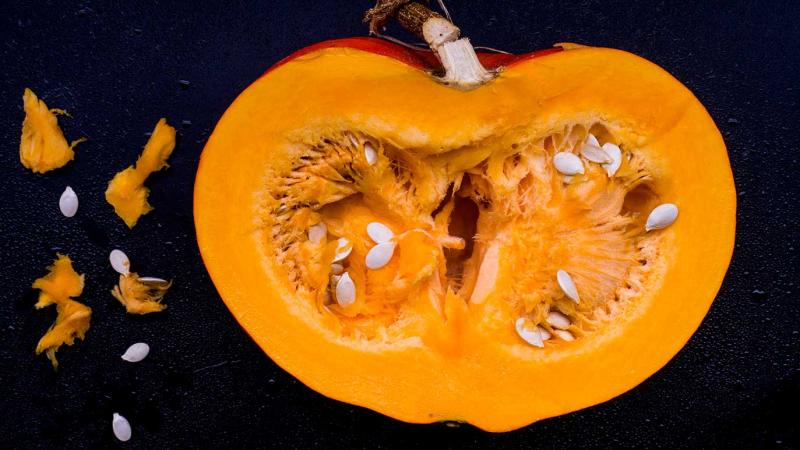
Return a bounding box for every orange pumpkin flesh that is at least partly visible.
[32,254,91,369]
[106,118,176,228]
[19,88,85,174]
[194,39,735,431]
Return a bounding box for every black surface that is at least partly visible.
[1,1,798,448]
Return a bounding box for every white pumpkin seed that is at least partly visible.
[546,311,571,330]
[365,241,396,269]
[557,269,580,303]
[112,413,132,442]
[330,263,344,275]
[515,318,543,348]
[553,152,584,175]
[335,272,356,306]
[563,175,573,184]
[138,277,168,283]
[308,222,327,243]
[366,222,394,243]
[121,342,150,363]
[646,203,679,231]
[109,249,131,275]
[364,142,377,165]
[537,326,552,341]
[553,329,575,342]
[332,238,352,262]
[601,143,622,176]
[581,144,613,163]
[59,186,78,217]
[586,133,600,148]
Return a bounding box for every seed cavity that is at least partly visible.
[553,152,584,175]
[546,311,571,330]
[365,241,396,269]
[121,342,150,362]
[330,263,344,275]
[332,238,352,262]
[557,269,580,303]
[601,143,622,176]
[366,222,394,243]
[515,317,544,348]
[59,186,78,217]
[308,222,327,243]
[109,249,131,275]
[645,203,679,231]
[335,272,356,306]
[554,329,575,342]
[581,144,613,163]
[364,142,377,166]
[112,413,132,442]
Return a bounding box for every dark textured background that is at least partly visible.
[1,1,798,448]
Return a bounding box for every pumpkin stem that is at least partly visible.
[364,1,495,89]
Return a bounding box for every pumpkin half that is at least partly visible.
[194,37,735,431]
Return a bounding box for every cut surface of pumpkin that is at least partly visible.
[105,118,176,228]
[194,39,735,431]
[32,254,91,368]
[19,88,85,173]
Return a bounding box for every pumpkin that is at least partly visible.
[194,4,735,431]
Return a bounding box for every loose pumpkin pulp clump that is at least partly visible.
[19,88,85,173]
[106,118,176,228]
[31,255,91,368]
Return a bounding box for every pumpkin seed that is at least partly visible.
[109,249,131,275]
[121,342,150,363]
[586,133,600,148]
[138,277,169,284]
[364,142,377,166]
[553,329,575,342]
[581,143,613,163]
[308,222,327,243]
[365,241,396,269]
[366,222,394,243]
[557,269,580,303]
[335,272,356,306]
[601,143,622,176]
[59,186,78,217]
[537,326,552,341]
[332,238,352,262]
[112,413,132,442]
[330,263,344,275]
[646,203,679,231]
[546,311,571,330]
[553,152,585,175]
[515,317,543,348]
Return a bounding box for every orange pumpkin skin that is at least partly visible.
[194,38,735,431]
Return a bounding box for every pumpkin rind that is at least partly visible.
[194,40,735,431]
